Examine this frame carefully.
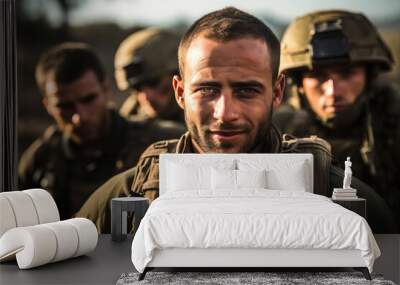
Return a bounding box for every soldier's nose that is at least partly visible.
[73,103,91,123]
[323,79,335,97]
[71,114,81,126]
[213,93,239,122]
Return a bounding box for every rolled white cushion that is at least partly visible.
[23,189,60,224]
[0,226,57,269]
[42,221,79,262]
[64,218,98,257]
[0,196,17,237]
[0,189,60,239]
[0,218,98,269]
[0,191,39,227]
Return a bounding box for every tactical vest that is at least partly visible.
[129,133,332,201]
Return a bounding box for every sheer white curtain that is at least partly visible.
[0,0,17,192]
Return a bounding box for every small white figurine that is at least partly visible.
[343,157,352,189]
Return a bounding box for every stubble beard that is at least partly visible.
[68,108,110,146]
[185,107,273,153]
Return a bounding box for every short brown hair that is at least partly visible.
[178,7,280,82]
[35,42,105,96]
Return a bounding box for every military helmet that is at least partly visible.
[280,10,394,75]
[114,28,180,91]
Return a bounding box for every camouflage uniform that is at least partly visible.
[76,126,398,234]
[19,109,185,219]
[115,28,185,124]
[274,83,400,220]
[274,10,400,221]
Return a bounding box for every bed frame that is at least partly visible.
[137,154,372,281]
[139,248,371,280]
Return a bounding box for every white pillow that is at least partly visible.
[166,159,236,192]
[236,169,267,189]
[211,168,236,190]
[238,159,308,191]
[167,162,211,191]
[211,168,267,190]
[266,162,306,191]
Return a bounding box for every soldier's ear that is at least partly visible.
[272,73,285,109]
[42,96,53,116]
[173,75,185,110]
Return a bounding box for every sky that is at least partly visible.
[66,0,400,28]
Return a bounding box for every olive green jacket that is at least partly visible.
[77,126,398,233]
[19,109,185,219]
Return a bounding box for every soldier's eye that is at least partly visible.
[56,102,74,110]
[234,87,259,98]
[304,72,327,83]
[80,94,98,104]
[313,74,328,83]
[338,68,359,79]
[198,87,219,97]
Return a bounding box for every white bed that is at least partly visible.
[131,154,380,280]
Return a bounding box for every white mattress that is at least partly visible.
[131,190,380,273]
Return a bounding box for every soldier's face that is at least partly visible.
[136,75,176,119]
[173,35,284,153]
[43,70,110,145]
[301,65,367,123]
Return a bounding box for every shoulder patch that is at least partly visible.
[282,134,332,156]
[139,139,179,159]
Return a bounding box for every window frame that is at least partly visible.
[0,0,18,191]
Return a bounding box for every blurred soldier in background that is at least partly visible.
[19,42,184,219]
[274,10,400,218]
[115,28,185,124]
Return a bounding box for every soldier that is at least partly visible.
[19,42,184,219]
[274,10,400,220]
[115,28,185,124]
[76,7,398,233]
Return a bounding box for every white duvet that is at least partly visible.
[131,190,380,273]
